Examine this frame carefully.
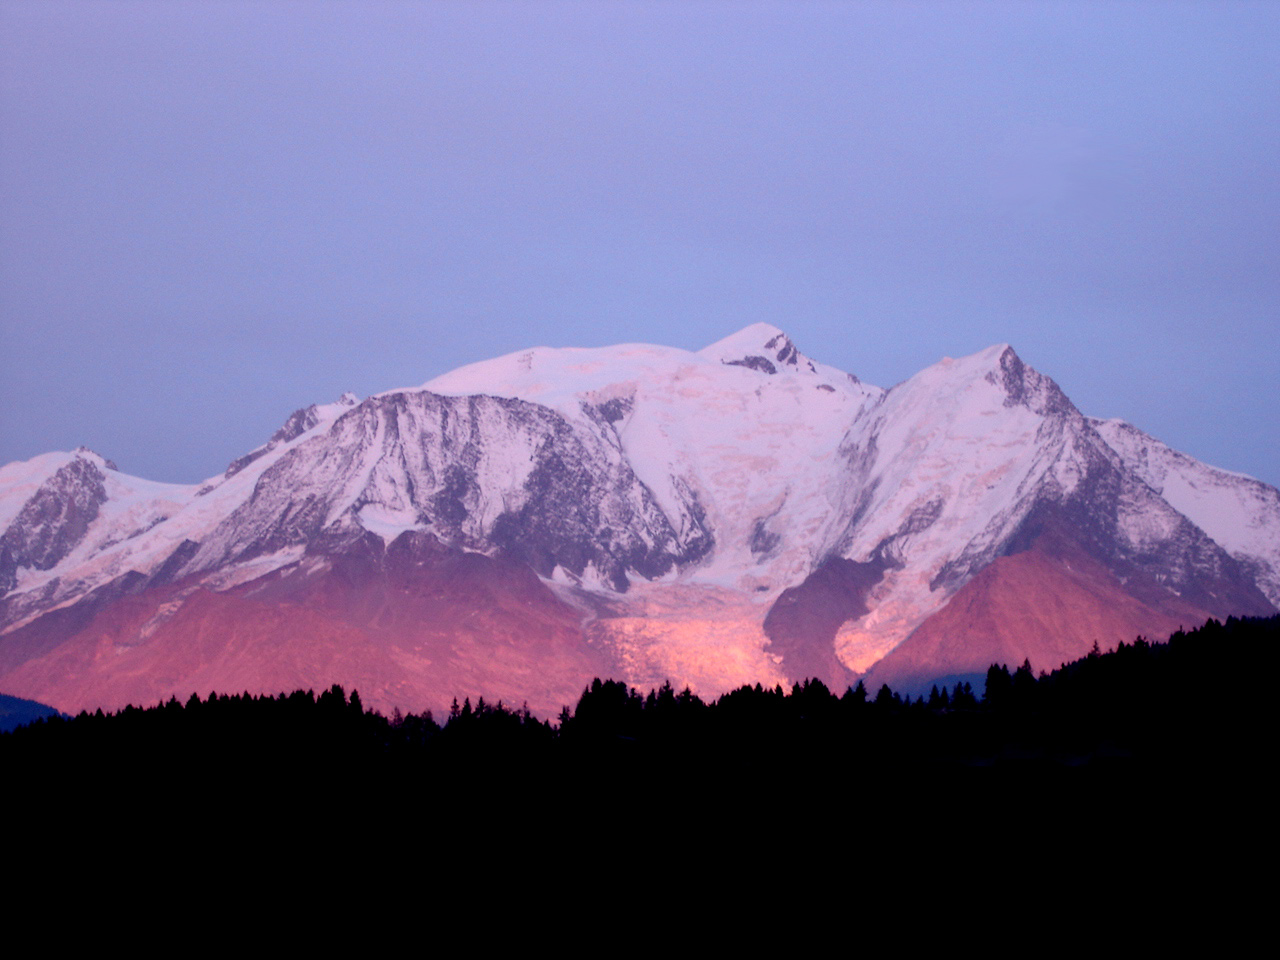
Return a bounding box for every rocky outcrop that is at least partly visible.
[0,455,107,594]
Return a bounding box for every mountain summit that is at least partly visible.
[1,328,1275,715]
[698,322,817,374]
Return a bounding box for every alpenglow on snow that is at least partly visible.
[1,324,1276,716]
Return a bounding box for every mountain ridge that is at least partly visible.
[2,327,1275,715]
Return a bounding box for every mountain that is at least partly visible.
[1,325,1275,714]
[0,692,63,732]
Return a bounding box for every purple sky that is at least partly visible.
[2,1,1277,487]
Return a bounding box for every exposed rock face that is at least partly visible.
[2,326,1276,714]
[224,392,360,478]
[0,456,107,593]
[1091,416,1280,607]
[186,390,713,591]
[724,355,778,375]
[763,555,890,689]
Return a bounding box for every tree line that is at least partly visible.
[5,615,1273,784]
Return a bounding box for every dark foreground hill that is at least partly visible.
[0,692,62,733]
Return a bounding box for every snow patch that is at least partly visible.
[357,503,428,543]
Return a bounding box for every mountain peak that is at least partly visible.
[698,324,815,375]
[977,344,1078,418]
[934,343,1015,370]
[71,447,117,472]
[986,342,1015,359]
[891,344,1076,421]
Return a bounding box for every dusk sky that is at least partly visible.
[2,1,1277,487]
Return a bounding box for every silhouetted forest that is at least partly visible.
[7,614,1274,873]
[6,615,1274,787]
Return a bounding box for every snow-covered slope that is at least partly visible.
[775,344,1270,677]
[0,449,195,600]
[1,326,1275,714]
[818,345,1087,669]
[0,394,363,630]
[1091,417,1280,606]
[423,323,883,593]
[181,389,713,593]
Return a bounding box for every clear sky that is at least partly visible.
[2,1,1277,487]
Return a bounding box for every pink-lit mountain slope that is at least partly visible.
[1,326,1274,715]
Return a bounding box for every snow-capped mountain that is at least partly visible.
[1,325,1275,715]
